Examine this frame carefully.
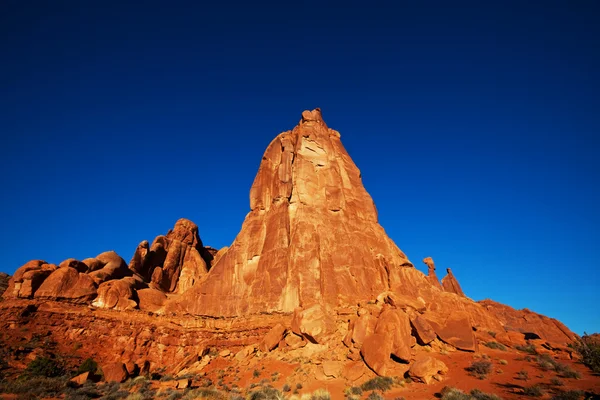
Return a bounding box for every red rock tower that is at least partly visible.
[172,109,414,316]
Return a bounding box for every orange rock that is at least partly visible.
[102,362,128,382]
[361,332,392,376]
[34,266,97,303]
[350,314,378,348]
[169,109,414,316]
[4,260,57,299]
[408,356,448,384]
[259,323,286,352]
[291,304,335,344]
[423,257,443,289]
[88,251,131,285]
[92,277,144,311]
[441,268,465,297]
[426,310,477,352]
[70,371,89,386]
[137,288,167,313]
[374,307,412,362]
[410,315,437,345]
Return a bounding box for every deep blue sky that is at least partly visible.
[1,1,598,334]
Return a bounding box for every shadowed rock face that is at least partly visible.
[169,108,414,316]
[0,272,10,299]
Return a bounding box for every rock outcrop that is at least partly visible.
[0,272,10,299]
[0,108,580,387]
[441,268,465,297]
[170,108,414,316]
[423,257,442,289]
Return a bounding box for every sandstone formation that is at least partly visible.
[169,108,414,316]
[441,268,466,297]
[0,272,10,299]
[423,257,442,289]
[0,109,581,389]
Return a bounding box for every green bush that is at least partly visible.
[77,357,99,375]
[440,387,471,400]
[466,360,493,379]
[366,392,384,400]
[247,386,284,400]
[470,389,503,400]
[483,342,507,351]
[523,384,544,397]
[568,334,600,373]
[516,344,537,355]
[25,356,65,378]
[361,376,394,392]
[550,390,584,400]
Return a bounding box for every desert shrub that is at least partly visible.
[311,389,331,400]
[0,376,68,397]
[466,360,492,379]
[516,370,529,381]
[499,359,508,365]
[253,369,261,378]
[440,387,471,400]
[516,344,537,355]
[160,374,175,382]
[283,384,291,392]
[550,390,584,400]
[523,384,544,397]
[247,386,284,400]
[345,386,363,396]
[25,356,64,378]
[182,388,228,400]
[488,331,497,338]
[296,383,303,390]
[555,363,581,379]
[550,377,564,386]
[361,376,394,392]
[568,334,600,373]
[77,357,99,375]
[484,342,507,351]
[165,390,184,400]
[536,354,556,371]
[366,392,384,400]
[470,389,503,400]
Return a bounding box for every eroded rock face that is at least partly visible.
[171,108,413,316]
[423,257,442,289]
[34,266,97,303]
[0,272,10,298]
[129,218,211,294]
[4,260,57,299]
[479,299,576,346]
[441,268,465,297]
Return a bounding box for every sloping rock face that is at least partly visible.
[441,268,465,297]
[171,108,414,316]
[0,272,10,299]
[479,299,576,346]
[129,218,213,294]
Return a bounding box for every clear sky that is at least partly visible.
[1,1,598,334]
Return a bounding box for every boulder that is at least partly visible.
[426,310,477,352]
[137,288,167,313]
[361,332,392,376]
[88,251,131,285]
[259,323,287,352]
[408,356,448,384]
[291,304,335,344]
[102,362,128,383]
[410,315,437,345]
[374,307,413,362]
[4,260,56,298]
[350,313,378,348]
[92,277,144,311]
[70,371,89,386]
[34,266,97,302]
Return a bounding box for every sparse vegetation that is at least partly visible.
[550,377,564,386]
[499,359,508,365]
[361,376,394,392]
[466,360,492,379]
[366,392,384,400]
[516,370,529,381]
[253,369,261,378]
[550,390,585,400]
[311,389,331,400]
[523,384,544,397]
[440,387,502,400]
[535,354,580,379]
[484,342,507,351]
[283,383,291,392]
[25,355,65,377]
[569,334,600,373]
[488,331,497,338]
[516,344,537,355]
[77,357,99,375]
